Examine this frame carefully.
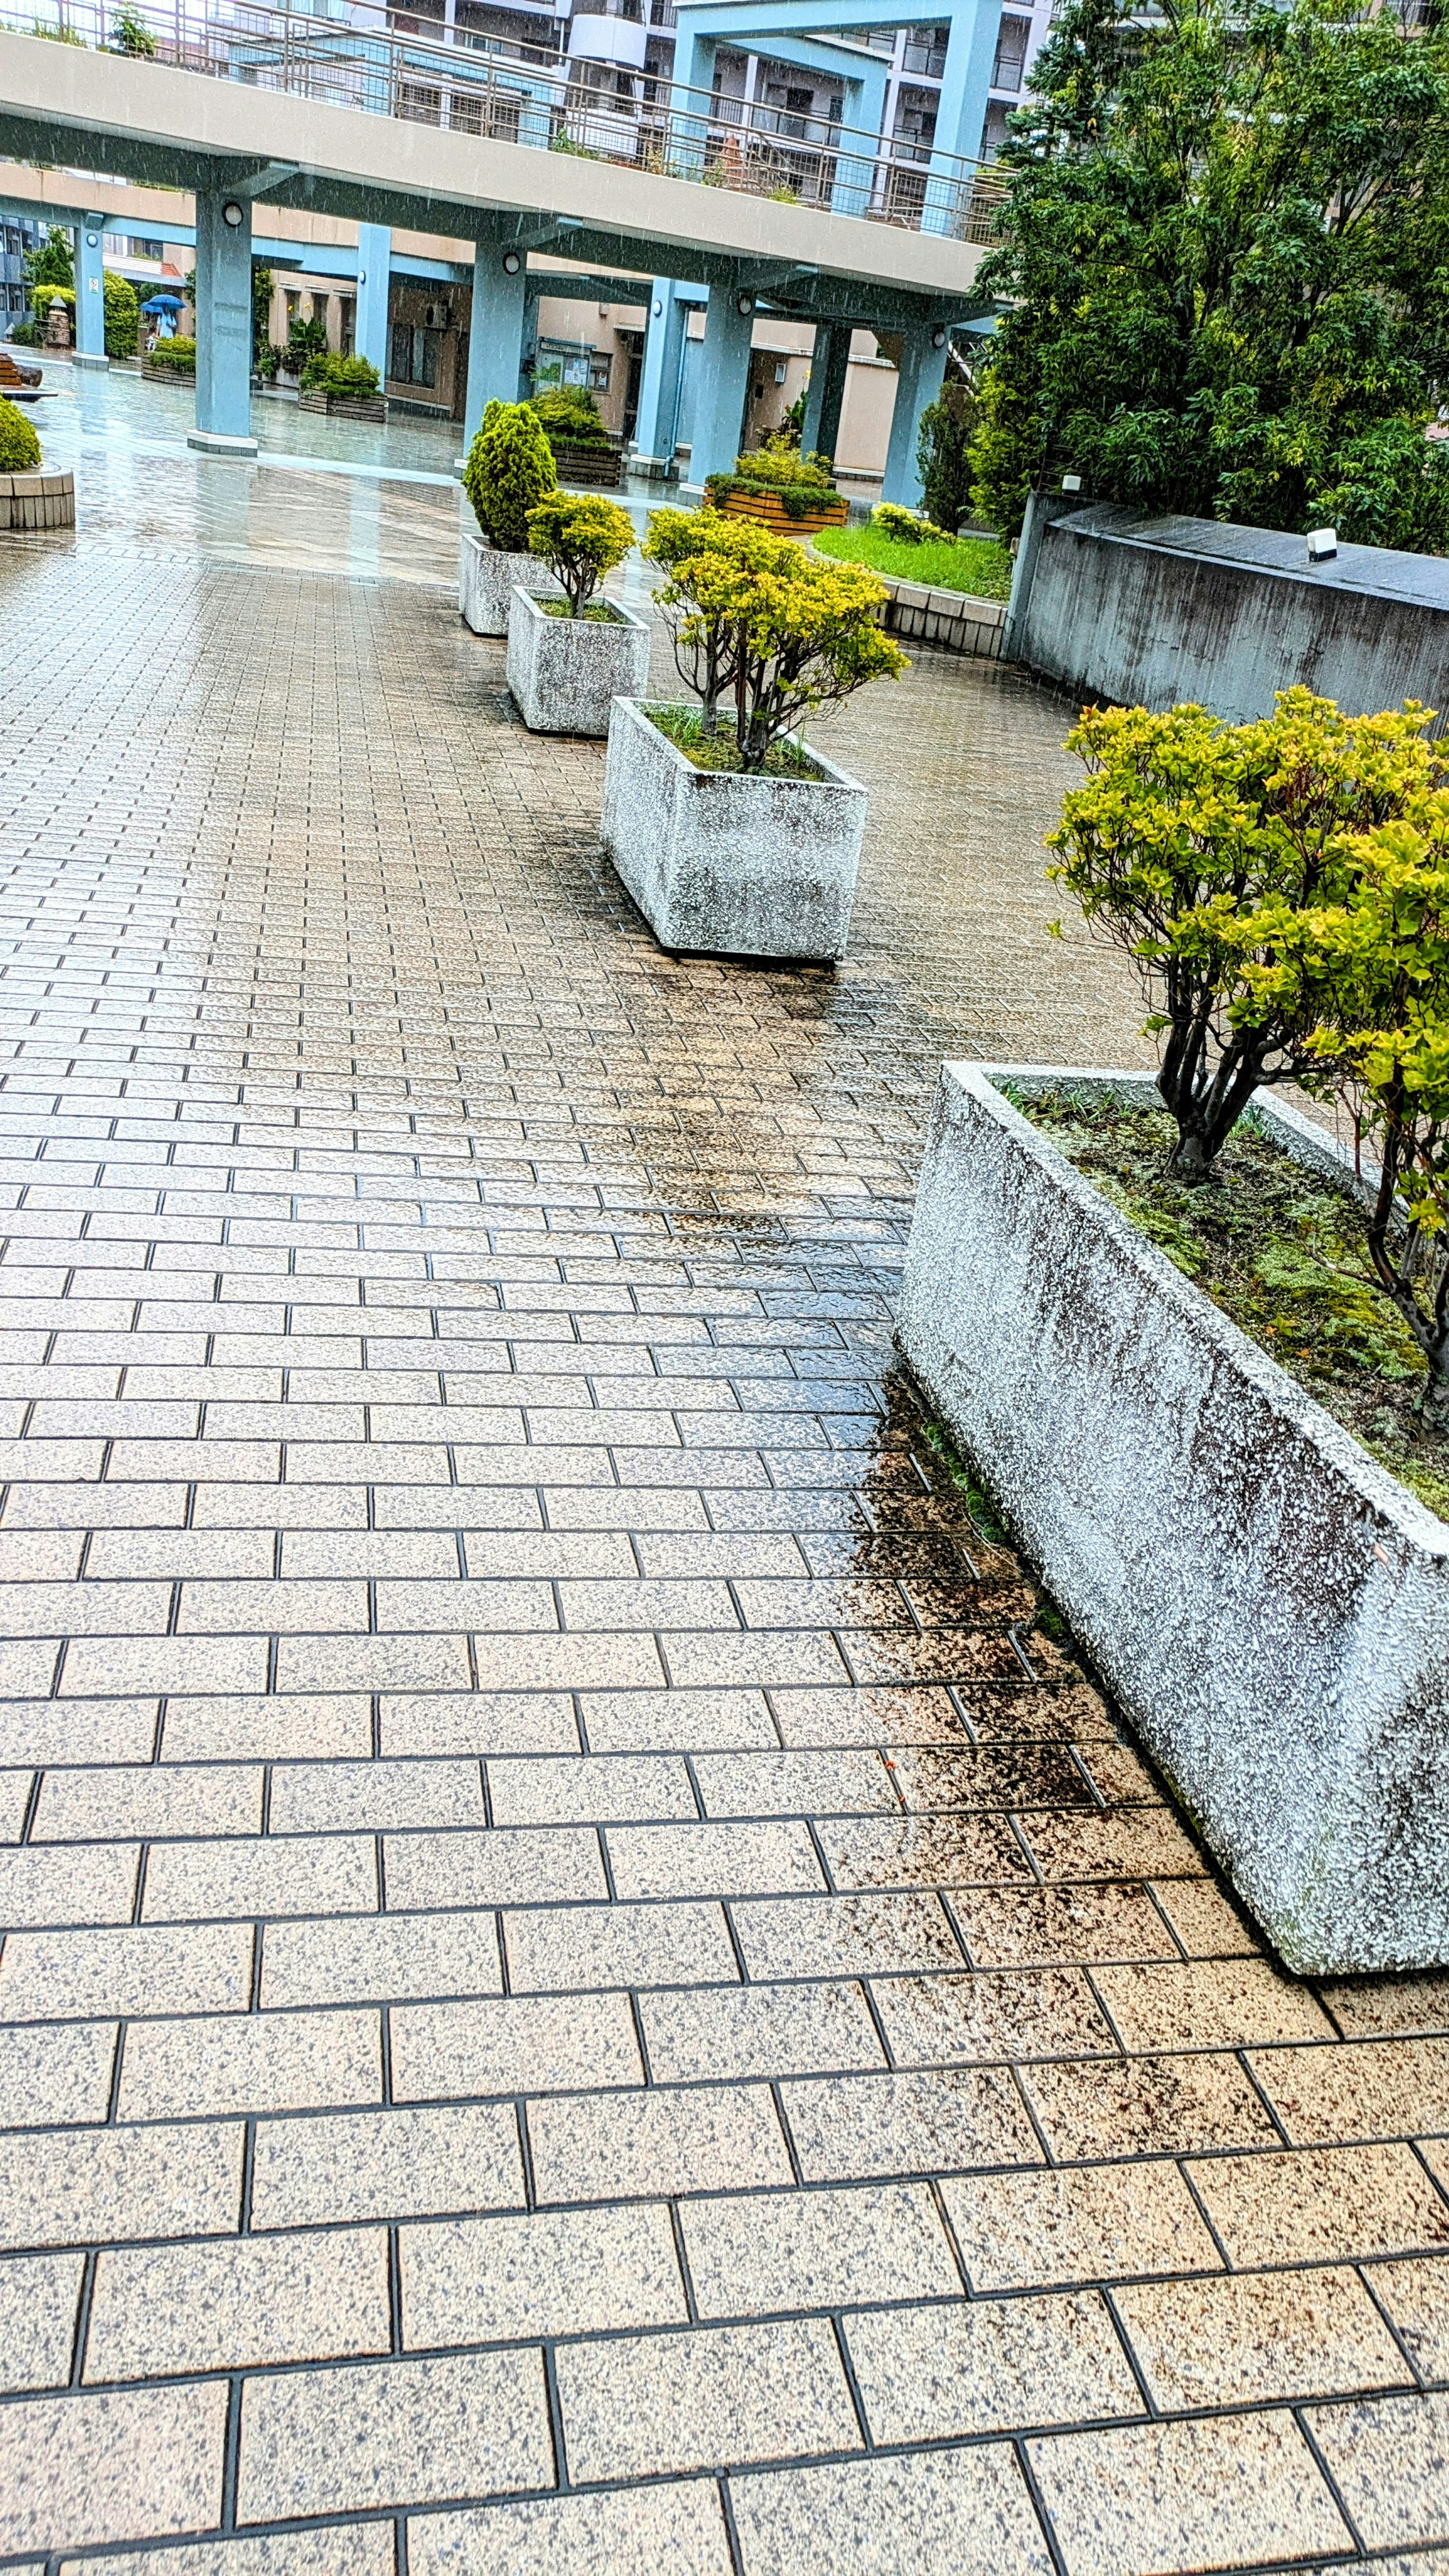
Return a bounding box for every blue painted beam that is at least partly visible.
[634,277,689,472]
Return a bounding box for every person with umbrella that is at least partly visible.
[140,291,183,353]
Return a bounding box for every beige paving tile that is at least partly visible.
[872,1967,1117,2067]
[31,1763,263,1841]
[582,1686,778,1755]
[848,2288,1140,2442]
[0,2249,84,2393]
[486,1753,696,1827]
[1018,1807,1207,1881]
[117,2007,381,2121]
[781,2065,1041,2180]
[268,1756,486,1834]
[1369,2253,1449,2382]
[142,1833,378,1921]
[62,2534,393,2576]
[729,2443,1054,2576]
[383,1826,605,1912]
[641,1978,885,2083]
[1027,2412,1349,2573]
[732,1890,963,1980]
[1306,2388,1449,2551]
[0,1697,157,1767]
[503,1898,738,1993]
[409,2481,733,2575]
[392,1990,643,2101]
[0,1841,140,1929]
[0,1922,252,2022]
[160,1692,374,1762]
[951,1881,1175,1968]
[260,1909,502,2008]
[529,2082,793,2204]
[1116,2263,1411,2407]
[236,2349,553,2520]
[380,1690,580,1757]
[943,2162,1222,2291]
[1249,2036,1449,2143]
[605,1821,824,1899]
[1321,1971,1449,2039]
[85,2226,391,2379]
[403,2201,686,2347]
[1148,1875,1259,1958]
[0,2119,244,2250]
[1021,2048,1280,2159]
[0,2020,117,2128]
[681,2179,959,2317]
[556,2317,860,2481]
[0,2379,229,2559]
[1189,2142,1449,2266]
[1093,1957,1334,2049]
[250,2101,525,2228]
[692,1749,894,1818]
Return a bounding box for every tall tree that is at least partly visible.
[969,0,1449,550]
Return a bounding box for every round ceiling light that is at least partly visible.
[222,200,245,230]
[502,249,522,275]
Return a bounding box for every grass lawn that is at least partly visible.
[812,524,1013,600]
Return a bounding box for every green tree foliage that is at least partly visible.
[110,5,157,51]
[300,353,381,399]
[252,266,273,363]
[103,270,138,360]
[917,367,980,534]
[0,395,41,474]
[463,399,557,552]
[25,227,74,294]
[970,0,1449,548]
[525,492,634,615]
[643,509,907,770]
[529,387,609,449]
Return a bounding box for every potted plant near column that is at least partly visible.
[0,394,74,530]
[459,399,564,637]
[298,353,386,423]
[599,509,904,961]
[506,492,649,736]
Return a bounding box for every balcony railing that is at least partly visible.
[3,0,1006,244]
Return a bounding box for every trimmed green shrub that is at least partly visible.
[103,271,138,360]
[872,501,944,546]
[525,491,634,615]
[463,399,557,551]
[25,228,73,294]
[529,386,609,449]
[31,284,75,324]
[0,397,41,474]
[147,335,196,371]
[299,353,381,399]
[705,437,841,520]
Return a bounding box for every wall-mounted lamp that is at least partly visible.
[1061,473,1082,492]
[502,249,522,275]
[222,200,245,230]
[652,297,663,317]
[736,291,755,317]
[1307,526,1338,561]
[85,231,99,249]
[930,324,947,349]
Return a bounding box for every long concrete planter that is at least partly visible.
[458,531,561,637]
[600,696,866,962]
[298,390,387,423]
[506,587,650,738]
[896,1061,1449,1975]
[0,470,74,531]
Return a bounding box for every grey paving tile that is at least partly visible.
[0,2250,84,2393]
[641,1978,886,2083]
[62,2534,393,2575]
[236,2349,553,2520]
[30,1762,263,1842]
[260,1910,502,2008]
[581,1687,778,1754]
[403,2201,686,2346]
[846,2289,1140,2442]
[250,2102,525,2228]
[383,1827,605,1912]
[160,1692,374,1762]
[872,1967,1117,2067]
[142,1834,378,1921]
[0,1841,141,1930]
[681,2179,959,2317]
[269,1757,487,1834]
[529,2082,793,2204]
[486,1754,697,1827]
[85,2226,391,2379]
[941,2164,1223,2292]
[0,2120,244,2250]
[556,2317,860,2481]
[1306,2389,1449,2551]
[502,1898,738,1994]
[409,2483,733,2575]
[732,1891,963,1980]
[605,1821,823,1899]
[0,1922,252,2022]
[117,2007,381,2122]
[0,2021,117,2128]
[780,2066,1041,2181]
[729,2443,1054,2576]
[0,2379,229,2559]
[381,1690,580,1756]
[692,1750,895,1818]
[1114,2265,1411,2408]
[1027,2414,1350,2573]
[392,1990,643,2102]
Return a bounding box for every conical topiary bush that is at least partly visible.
[463,399,557,551]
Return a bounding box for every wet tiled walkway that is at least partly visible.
[0,520,1446,2575]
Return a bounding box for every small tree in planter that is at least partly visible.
[506,492,647,734]
[600,512,903,961]
[1045,689,1449,1181]
[458,399,560,637]
[0,397,42,476]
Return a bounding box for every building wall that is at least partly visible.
[385,275,466,417]
[0,217,40,322]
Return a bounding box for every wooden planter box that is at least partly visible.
[720,487,848,536]
[0,470,74,531]
[548,440,623,489]
[298,390,387,423]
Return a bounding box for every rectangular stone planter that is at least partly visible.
[548,438,623,489]
[600,696,866,963]
[0,470,74,531]
[458,532,562,638]
[297,391,388,423]
[506,587,650,738]
[895,1061,1449,1975]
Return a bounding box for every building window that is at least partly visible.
[285,289,300,333]
[588,353,611,392]
[391,322,440,388]
[991,15,1030,90]
[312,293,330,334]
[131,235,165,260]
[340,295,355,357]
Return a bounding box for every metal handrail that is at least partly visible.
[3,0,1006,242]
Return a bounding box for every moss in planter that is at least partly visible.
[1014,1091,1449,1518]
[539,600,626,623]
[644,704,825,778]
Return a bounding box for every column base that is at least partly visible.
[187,430,259,459]
[72,353,110,371]
[628,453,678,481]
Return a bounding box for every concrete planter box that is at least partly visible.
[600,696,866,962]
[458,532,561,637]
[506,587,650,738]
[0,470,74,531]
[896,1061,1449,1976]
[298,390,387,423]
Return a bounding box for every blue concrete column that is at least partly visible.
[632,281,688,474]
[924,0,1001,234]
[355,223,391,383]
[801,322,851,461]
[463,238,528,446]
[74,216,108,369]
[667,24,714,178]
[881,328,949,506]
[681,283,755,491]
[191,186,257,456]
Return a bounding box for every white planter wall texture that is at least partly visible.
[896,1062,1449,1975]
[506,589,651,737]
[600,696,867,963]
[458,532,561,637]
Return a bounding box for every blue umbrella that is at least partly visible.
[140,294,184,314]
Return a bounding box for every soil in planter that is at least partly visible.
[540,601,626,623]
[644,704,826,780]
[1014,1091,1449,1519]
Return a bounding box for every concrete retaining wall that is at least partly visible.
[1005,500,1449,721]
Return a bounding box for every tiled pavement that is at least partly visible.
[0,521,1445,2576]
